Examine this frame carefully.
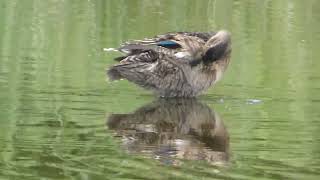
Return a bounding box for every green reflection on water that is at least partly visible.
[1,0,320,179]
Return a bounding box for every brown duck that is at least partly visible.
[107,30,231,97]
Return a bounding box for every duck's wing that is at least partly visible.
[156,31,216,42]
[113,44,176,64]
[126,32,208,48]
[119,34,183,55]
[118,33,207,62]
[107,48,192,94]
[146,31,216,42]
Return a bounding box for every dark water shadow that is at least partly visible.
[106,98,229,166]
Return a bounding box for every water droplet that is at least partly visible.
[247,99,262,104]
[103,48,118,52]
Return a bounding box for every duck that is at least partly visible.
[107,30,231,97]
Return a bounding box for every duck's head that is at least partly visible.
[203,30,231,64]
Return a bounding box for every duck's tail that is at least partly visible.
[107,114,130,129]
[107,67,123,81]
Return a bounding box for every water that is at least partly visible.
[1,0,320,179]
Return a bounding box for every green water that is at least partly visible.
[1,0,320,179]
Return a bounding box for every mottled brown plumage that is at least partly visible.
[107,30,231,97]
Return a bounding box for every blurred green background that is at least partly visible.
[0,0,320,179]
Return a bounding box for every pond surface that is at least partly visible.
[1,0,320,179]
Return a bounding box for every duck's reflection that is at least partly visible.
[107,98,229,165]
